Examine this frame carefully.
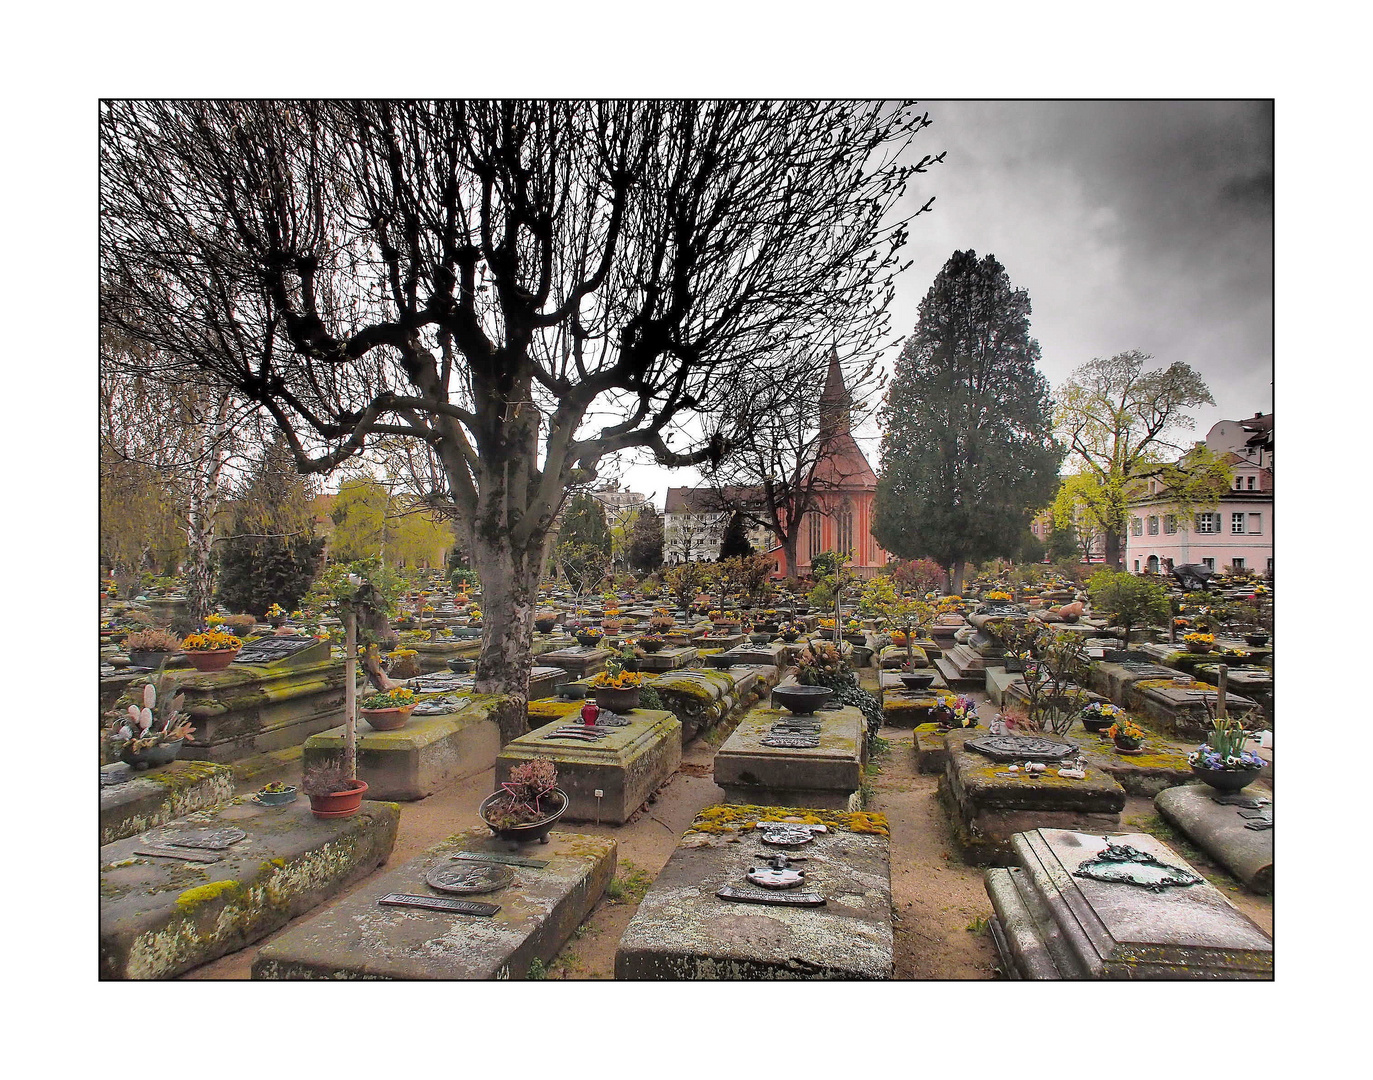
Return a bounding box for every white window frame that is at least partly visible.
[1131,516,1144,537]
[1163,514,1177,534]
[1147,516,1159,535]
[1196,513,1218,534]
[1231,512,1246,534]
[1246,475,1256,490]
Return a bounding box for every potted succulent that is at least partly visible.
[358,687,417,731]
[587,659,644,712]
[180,628,243,672]
[254,780,297,806]
[1080,701,1125,734]
[1182,631,1216,655]
[479,757,568,843]
[1187,714,1264,793]
[125,627,182,668]
[223,613,258,638]
[648,609,676,635]
[1108,717,1147,754]
[302,761,368,818]
[109,676,195,769]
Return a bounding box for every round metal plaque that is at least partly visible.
[425,861,515,895]
[746,866,807,889]
[964,735,1077,762]
[759,825,813,847]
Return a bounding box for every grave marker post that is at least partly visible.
[344,609,358,778]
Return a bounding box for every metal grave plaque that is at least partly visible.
[761,735,820,748]
[425,861,515,895]
[143,825,247,850]
[378,893,500,916]
[759,825,814,847]
[232,635,322,666]
[134,846,226,863]
[965,735,1077,762]
[1073,841,1205,892]
[452,851,548,869]
[716,885,825,907]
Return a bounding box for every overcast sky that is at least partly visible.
[618,99,1274,508]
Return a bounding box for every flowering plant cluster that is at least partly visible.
[1188,746,1264,771]
[796,641,846,682]
[1182,632,1215,646]
[932,694,979,728]
[1081,702,1124,722]
[110,679,195,749]
[468,607,483,621]
[181,629,242,652]
[205,613,226,626]
[588,660,643,689]
[984,590,1012,602]
[359,687,416,711]
[265,603,287,619]
[1107,718,1146,743]
[576,625,604,640]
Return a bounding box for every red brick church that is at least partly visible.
[775,351,889,579]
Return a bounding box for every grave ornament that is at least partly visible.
[965,734,1077,762]
[1073,839,1205,892]
[232,635,319,665]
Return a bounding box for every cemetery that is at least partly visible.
[98,99,1274,982]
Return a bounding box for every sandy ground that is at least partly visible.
[183,673,1272,980]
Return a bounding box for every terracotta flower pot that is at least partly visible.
[1186,643,1211,654]
[185,648,239,672]
[592,685,641,712]
[360,705,413,731]
[309,779,368,818]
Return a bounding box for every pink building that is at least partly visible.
[1122,413,1274,576]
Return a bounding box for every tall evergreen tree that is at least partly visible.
[873,251,1064,594]
[718,512,754,560]
[627,507,665,574]
[558,492,612,556]
[214,435,325,617]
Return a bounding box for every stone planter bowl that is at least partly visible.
[773,684,834,715]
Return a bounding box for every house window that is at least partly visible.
[1231,512,1246,534]
[1201,557,1215,570]
[807,513,821,559]
[1133,559,1140,572]
[1163,514,1177,534]
[1248,513,1262,534]
[837,505,854,556]
[1147,516,1159,535]
[1130,517,1143,536]
[1267,557,1274,573]
[1247,475,1255,490]
[1232,558,1245,570]
[1234,476,1244,491]
[1195,513,1219,534]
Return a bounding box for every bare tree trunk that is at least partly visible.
[1104,530,1122,570]
[950,559,966,596]
[471,536,544,743]
[183,392,233,627]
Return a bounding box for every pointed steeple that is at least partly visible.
[819,348,852,441]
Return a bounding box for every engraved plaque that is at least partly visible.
[377,893,500,916]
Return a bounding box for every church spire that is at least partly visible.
[819,348,852,440]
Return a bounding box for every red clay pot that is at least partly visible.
[308,779,368,818]
[185,648,239,672]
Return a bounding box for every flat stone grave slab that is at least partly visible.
[698,632,746,651]
[304,695,501,801]
[411,639,481,674]
[231,634,330,667]
[714,704,866,810]
[100,760,236,845]
[985,828,1272,979]
[1074,731,1194,797]
[1131,680,1259,739]
[496,708,681,825]
[100,797,399,979]
[941,732,1125,865]
[1087,659,1187,706]
[1193,663,1273,691]
[984,666,1027,707]
[252,828,616,980]
[879,671,950,728]
[637,646,699,673]
[913,723,952,774]
[531,634,578,656]
[615,806,893,980]
[653,667,769,744]
[1155,784,1273,893]
[540,646,610,681]
[720,641,793,668]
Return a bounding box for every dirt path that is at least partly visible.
[184,674,1272,980]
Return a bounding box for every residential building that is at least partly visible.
[1123,414,1274,576]
[663,486,771,564]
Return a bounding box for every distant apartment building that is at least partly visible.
[663,486,771,564]
[1122,413,1274,576]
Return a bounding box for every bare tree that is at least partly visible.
[101,100,941,738]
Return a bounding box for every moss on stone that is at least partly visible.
[175,878,243,912]
[687,803,889,837]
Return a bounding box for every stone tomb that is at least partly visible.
[165,638,366,763]
[878,643,931,669]
[540,645,611,682]
[304,694,502,801]
[879,670,950,728]
[252,828,616,980]
[985,828,1272,978]
[636,646,699,674]
[940,732,1125,865]
[714,704,866,810]
[496,708,681,825]
[615,806,893,979]
[100,797,399,979]
[1155,784,1273,893]
[100,759,235,845]
[652,665,776,745]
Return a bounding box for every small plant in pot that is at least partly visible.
[255,780,297,805]
[587,659,644,712]
[109,676,195,769]
[575,625,604,648]
[358,686,417,731]
[479,757,567,843]
[931,693,979,730]
[1187,710,1264,793]
[180,628,243,672]
[1080,701,1125,735]
[124,627,182,668]
[637,632,667,653]
[1182,631,1216,655]
[1107,717,1148,754]
[301,762,368,818]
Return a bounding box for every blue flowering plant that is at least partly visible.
[1188,714,1264,772]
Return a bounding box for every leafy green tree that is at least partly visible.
[329,478,390,562]
[873,250,1064,594]
[1016,530,1046,564]
[719,511,754,560]
[215,436,324,617]
[1086,568,1171,646]
[559,492,612,557]
[1045,524,1079,564]
[627,507,665,574]
[1053,350,1224,568]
